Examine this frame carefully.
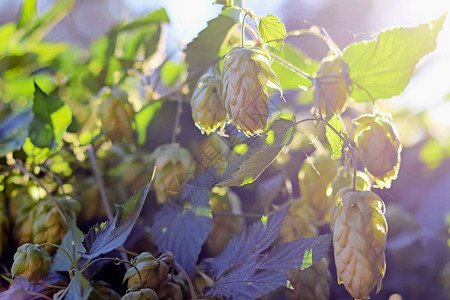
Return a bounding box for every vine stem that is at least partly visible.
[241,11,249,48]
[86,145,114,221]
[171,97,183,143]
[268,51,312,80]
[13,162,67,225]
[39,243,72,263]
[287,28,341,57]
[175,262,196,300]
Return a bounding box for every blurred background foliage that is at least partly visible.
[0,0,448,299]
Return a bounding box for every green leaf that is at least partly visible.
[29,83,72,149]
[65,270,93,300]
[185,13,237,90]
[0,110,32,155]
[270,44,319,90]
[82,181,152,259]
[135,100,163,145]
[342,14,446,102]
[219,118,295,186]
[18,0,37,28]
[160,60,187,87]
[258,15,287,49]
[119,8,169,32]
[325,115,344,160]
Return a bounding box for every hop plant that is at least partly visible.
[354,113,401,188]
[330,187,388,299]
[150,144,194,204]
[326,167,371,202]
[222,47,281,135]
[315,56,349,116]
[123,252,171,290]
[0,192,9,257]
[298,154,339,224]
[285,258,331,300]
[121,287,159,300]
[11,243,51,283]
[31,197,79,251]
[98,87,135,143]
[191,75,227,134]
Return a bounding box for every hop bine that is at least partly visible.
[353,113,401,188]
[191,75,227,135]
[222,46,281,135]
[331,187,388,299]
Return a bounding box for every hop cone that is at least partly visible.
[331,187,388,299]
[11,243,51,283]
[315,56,349,116]
[222,47,280,135]
[150,144,194,204]
[122,153,155,192]
[123,252,170,290]
[354,114,401,188]
[279,200,318,243]
[31,197,79,251]
[298,154,339,224]
[121,287,158,300]
[285,258,331,300]
[98,87,135,143]
[10,188,38,247]
[191,75,227,134]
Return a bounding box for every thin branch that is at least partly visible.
[13,162,67,225]
[175,262,196,300]
[268,51,313,80]
[86,145,114,221]
[171,97,183,143]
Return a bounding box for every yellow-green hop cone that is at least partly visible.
[11,243,51,283]
[150,144,194,204]
[222,47,281,135]
[191,75,227,135]
[31,197,79,251]
[315,56,349,116]
[298,155,339,224]
[354,114,401,189]
[121,287,159,300]
[280,200,318,242]
[98,87,135,143]
[123,252,169,290]
[285,257,331,300]
[330,188,388,299]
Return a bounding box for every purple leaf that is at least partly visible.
[202,206,332,299]
[152,185,212,275]
[0,277,33,300]
[82,183,151,259]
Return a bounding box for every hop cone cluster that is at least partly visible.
[11,243,51,283]
[331,187,388,299]
[98,87,135,143]
[298,155,339,224]
[354,114,401,188]
[316,56,349,116]
[150,143,194,204]
[191,75,227,134]
[222,47,280,135]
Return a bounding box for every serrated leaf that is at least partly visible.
[185,13,237,90]
[0,109,32,155]
[218,118,295,186]
[326,115,344,160]
[65,270,93,300]
[342,14,446,102]
[82,183,151,259]
[152,185,212,275]
[51,218,85,272]
[29,83,72,149]
[202,206,332,299]
[258,15,286,49]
